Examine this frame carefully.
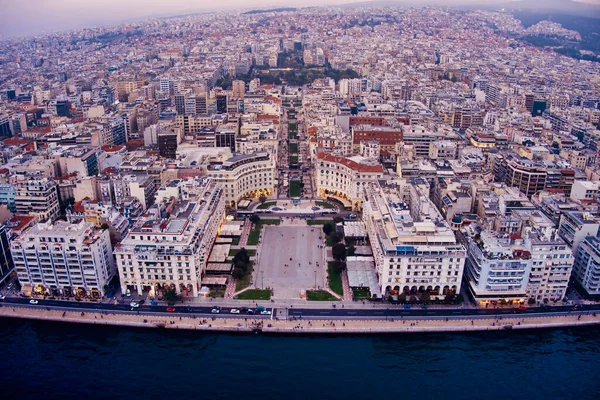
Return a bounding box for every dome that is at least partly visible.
[451,215,463,225]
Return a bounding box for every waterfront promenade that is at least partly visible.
[2,305,599,334]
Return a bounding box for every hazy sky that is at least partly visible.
[0,0,599,39]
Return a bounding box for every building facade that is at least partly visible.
[115,178,225,297]
[11,220,115,297]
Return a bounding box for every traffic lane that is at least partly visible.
[2,303,275,320]
[2,298,274,317]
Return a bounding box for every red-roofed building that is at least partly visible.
[316,152,384,210]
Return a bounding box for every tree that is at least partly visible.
[233,248,250,266]
[527,297,536,305]
[399,292,407,304]
[259,195,267,205]
[163,287,179,302]
[409,295,417,304]
[330,231,344,244]
[455,294,464,304]
[332,260,346,272]
[332,243,347,261]
[232,268,245,279]
[322,222,334,236]
[333,216,344,224]
[421,292,431,304]
[250,215,261,224]
[346,244,356,257]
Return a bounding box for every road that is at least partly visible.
[3,297,600,321]
[1,297,273,320]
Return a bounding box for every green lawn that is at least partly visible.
[229,249,256,257]
[247,228,260,245]
[257,201,276,209]
[246,220,281,245]
[352,287,371,299]
[288,123,297,131]
[289,131,298,140]
[315,201,335,209]
[306,290,338,301]
[231,236,240,245]
[237,289,271,301]
[289,143,299,153]
[259,219,281,225]
[289,155,299,164]
[209,289,225,298]
[328,262,344,296]
[307,220,330,225]
[290,181,301,197]
[235,262,254,292]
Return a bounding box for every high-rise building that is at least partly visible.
[11,220,115,297]
[0,225,13,284]
[232,80,246,99]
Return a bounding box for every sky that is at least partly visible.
[0,0,599,39]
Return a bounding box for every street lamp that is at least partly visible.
[261,270,264,289]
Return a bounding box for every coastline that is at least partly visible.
[2,305,600,334]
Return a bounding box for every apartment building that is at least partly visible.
[115,178,225,297]
[14,176,60,222]
[573,236,600,297]
[11,220,115,297]
[362,181,467,298]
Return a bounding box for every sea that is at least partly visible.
[0,319,598,400]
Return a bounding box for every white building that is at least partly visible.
[362,181,467,298]
[205,152,275,208]
[570,180,599,203]
[462,227,532,303]
[558,211,600,253]
[115,178,225,297]
[11,220,115,297]
[573,236,600,297]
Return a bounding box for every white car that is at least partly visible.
[129,302,139,308]
[0,295,5,300]
[211,308,220,314]
[29,299,39,305]
[260,310,272,315]
[230,309,240,314]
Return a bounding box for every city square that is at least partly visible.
[254,225,327,299]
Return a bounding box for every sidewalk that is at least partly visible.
[3,305,600,335]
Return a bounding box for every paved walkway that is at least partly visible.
[224,277,237,298]
[341,270,353,301]
[238,219,251,248]
[3,306,600,334]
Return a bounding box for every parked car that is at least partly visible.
[211,306,221,314]
[130,302,139,308]
[240,307,249,313]
[29,299,39,305]
[230,309,240,314]
[260,310,272,315]
[166,307,176,312]
[0,295,5,300]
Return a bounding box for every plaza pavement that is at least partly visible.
[254,223,327,299]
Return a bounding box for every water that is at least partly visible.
[1,319,599,400]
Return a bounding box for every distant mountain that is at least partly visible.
[242,8,297,15]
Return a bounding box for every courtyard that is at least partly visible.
[254,225,327,299]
